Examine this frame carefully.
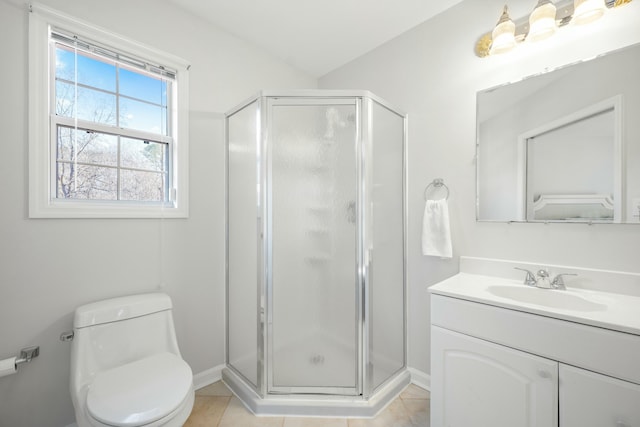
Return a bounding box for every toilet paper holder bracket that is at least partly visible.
[15,346,39,367]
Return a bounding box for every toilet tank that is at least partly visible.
[73,293,174,329]
[70,293,183,396]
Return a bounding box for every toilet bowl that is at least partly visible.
[70,293,194,427]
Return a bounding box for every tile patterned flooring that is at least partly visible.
[184,381,430,427]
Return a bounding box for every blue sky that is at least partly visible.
[56,46,169,136]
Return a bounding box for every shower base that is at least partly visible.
[221,367,411,418]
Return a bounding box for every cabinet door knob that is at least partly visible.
[537,369,551,379]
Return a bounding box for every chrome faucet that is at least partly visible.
[535,269,552,289]
[514,267,577,290]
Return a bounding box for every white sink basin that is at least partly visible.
[487,285,607,312]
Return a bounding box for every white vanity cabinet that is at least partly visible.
[560,364,640,427]
[430,291,640,427]
[432,326,558,427]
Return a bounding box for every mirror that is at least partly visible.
[477,42,640,223]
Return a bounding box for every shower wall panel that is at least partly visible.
[227,100,260,387]
[368,101,406,391]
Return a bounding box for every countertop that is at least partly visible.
[429,272,640,336]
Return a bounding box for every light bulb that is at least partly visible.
[573,0,606,25]
[528,0,557,42]
[490,5,517,55]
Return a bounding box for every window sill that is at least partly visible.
[28,199,188,219]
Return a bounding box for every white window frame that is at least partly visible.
[29,4,190,218]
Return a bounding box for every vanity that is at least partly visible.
[429,257,640,427]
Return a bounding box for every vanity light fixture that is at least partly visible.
[475,0,633,57]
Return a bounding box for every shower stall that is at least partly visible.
[224,90,407,417]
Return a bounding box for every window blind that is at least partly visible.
[51,27,177,80]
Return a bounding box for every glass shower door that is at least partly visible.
[268,98,360,395]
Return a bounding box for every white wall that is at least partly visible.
[320,0,640,376]
[0,0,316,425]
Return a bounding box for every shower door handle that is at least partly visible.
[347,201,356,224]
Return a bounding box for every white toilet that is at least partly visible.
[70,293,195,427]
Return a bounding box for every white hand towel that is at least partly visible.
[422,199,452,258]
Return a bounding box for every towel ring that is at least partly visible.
[424,178,449,201]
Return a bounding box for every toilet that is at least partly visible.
[70,293,194,427]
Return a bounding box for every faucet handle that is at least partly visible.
[514,267,537,286]
[550,273,577,290]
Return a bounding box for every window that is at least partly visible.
[29,5,189,218]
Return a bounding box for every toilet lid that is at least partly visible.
[86,352,193,427]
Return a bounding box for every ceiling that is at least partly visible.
[168,0,464,77]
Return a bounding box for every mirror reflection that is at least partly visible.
[477,43,640,223]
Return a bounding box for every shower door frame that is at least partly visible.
[262,96,365,397]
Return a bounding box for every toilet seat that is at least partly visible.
[86,352,193,427]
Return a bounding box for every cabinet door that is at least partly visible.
[431,326,558,427]
[560,364,640,427]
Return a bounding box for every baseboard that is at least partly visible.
[193,363,225,390]
[408,367,431,391]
